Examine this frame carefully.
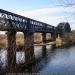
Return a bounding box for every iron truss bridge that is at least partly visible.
[0,9,55,33]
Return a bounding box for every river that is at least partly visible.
[0,45,75,75]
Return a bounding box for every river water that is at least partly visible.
[0,45,75,75]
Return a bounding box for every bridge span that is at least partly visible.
[0,9,71,72]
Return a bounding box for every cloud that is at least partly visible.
[15,6,75,17]
[13,6,75,29]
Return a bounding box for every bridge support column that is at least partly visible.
[23,32,35,64]
[7,31,16,71]
[42,33,46,57]
[42,33,46,43]
[51,33,56,41]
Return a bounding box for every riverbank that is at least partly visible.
[63,30,75,45]
[0,30,75,49]
[0,33,52,48]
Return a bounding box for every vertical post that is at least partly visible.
[51,33,56,41]
[23,32,35,64]
[42,33,46,43]
[42,33,46,57]
[7,30,16,71]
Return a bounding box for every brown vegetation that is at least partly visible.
[1,30,75,48]
[0,33,51,48]
[0,34,7,48]
[0,33,24,48]
[62,30,75,46]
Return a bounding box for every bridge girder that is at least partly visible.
[55,22,71,37]
[0,9,55,33]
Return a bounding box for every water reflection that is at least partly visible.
[40,46,75,75]
[0,49,7,68]
[16,51,25,64]
[0,45,75,75]
[34,46,42,59]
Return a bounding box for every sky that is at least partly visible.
[0,0,75,31]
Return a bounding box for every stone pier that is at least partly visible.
[42,33,46,57]
[7,30,16,71]
[51,33,56,41]
[23,32,35,64]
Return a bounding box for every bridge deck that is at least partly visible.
[0,9,55,33]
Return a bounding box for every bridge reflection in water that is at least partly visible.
[16,45,75,75]
[0,9,71,73]
[0,45,53,72]
[1,45,75,75]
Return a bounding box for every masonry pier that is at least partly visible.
[23,32,35,64]
[7,30,16,71]
[42,33,46,57]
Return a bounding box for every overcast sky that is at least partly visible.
[0,0,75,31]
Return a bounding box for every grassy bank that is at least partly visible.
[0,33,52,48]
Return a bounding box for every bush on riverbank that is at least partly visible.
[62,30,75,46]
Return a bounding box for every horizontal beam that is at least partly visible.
[0,9,55,33]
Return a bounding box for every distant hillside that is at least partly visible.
[0,34,7,48]
[0,33,51,48]
[0,34,24,48]
[0,30,75,48]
